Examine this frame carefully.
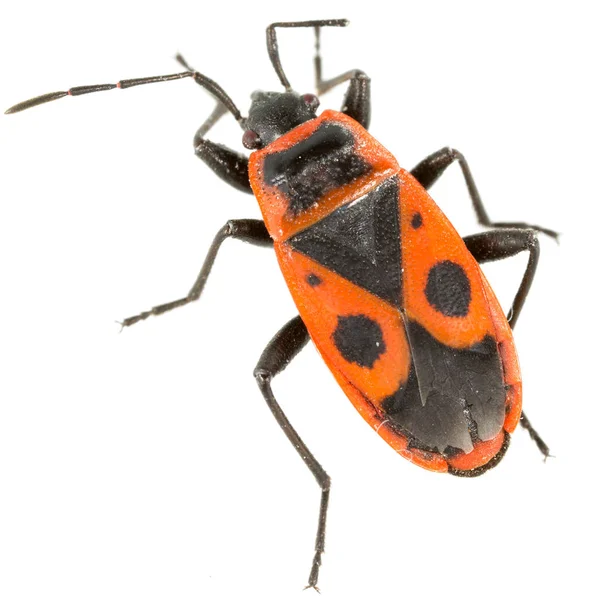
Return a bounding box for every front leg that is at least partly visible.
[175,53,252,194]
[194,134,252,194]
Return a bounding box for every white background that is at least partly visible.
[0,2,589,599]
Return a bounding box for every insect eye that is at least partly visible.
[242,129,263,150]
[301,93,320,111]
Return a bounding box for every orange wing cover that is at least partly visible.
[249,110,521,474]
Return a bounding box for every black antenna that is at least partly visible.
[5,68,243,123]
[266,19,348,91]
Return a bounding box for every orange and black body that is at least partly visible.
[250,109,521,475]
[6,19,554,590]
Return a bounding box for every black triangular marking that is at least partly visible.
[289,176,402,307]
[314,191,378,263]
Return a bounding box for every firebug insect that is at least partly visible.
[5,19,556,590]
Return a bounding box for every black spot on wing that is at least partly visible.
[411,212,423,229]
[262,121,371,217]
[380,320,505,454]
[332,315,386,368]
[289,176,403,307]
[425,260,471,317]
[306,273,322,287]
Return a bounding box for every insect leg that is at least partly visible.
[176,53,252,194]
[313,27,371,128]
[254,316,330,592]
[5,53,252,193]
[518,412,551,461]
[193,111,252,193]
[121,219,272,328]
[463,228,549,459]
[411,148,558,240]
[463,228,539,329]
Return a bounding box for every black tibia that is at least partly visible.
[254,316,330,592]
[314,27,371,128]
[464,228,550,460]
[121,219,272,328]
[520,412,551,461]
[463,228,539,329]
[175,53,253,195]
[411,147,558,240]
